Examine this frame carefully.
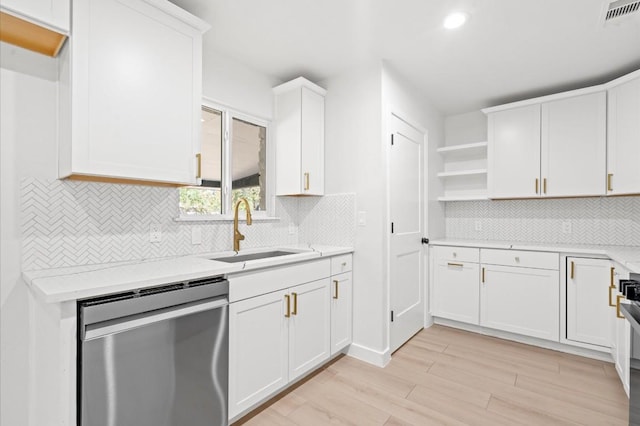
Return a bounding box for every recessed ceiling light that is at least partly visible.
[443,12,468,29]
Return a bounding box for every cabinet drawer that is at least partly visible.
[481,249,558,270]
[331,254,352,274]
[433,246,479,263]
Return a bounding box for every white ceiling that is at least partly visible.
[171,0,640,115]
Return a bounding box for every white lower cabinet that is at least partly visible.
[288,279,331,381]
[228,255,352,420]
[330,271,353,355]
[228,290,289,418]
[431,247,480,325]
[565,257,612,347]
[480,263,559,341]
[610,263,632,395]
[229,279,330,419]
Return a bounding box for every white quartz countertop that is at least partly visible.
[429,239,640,273]
[23,245,353,303]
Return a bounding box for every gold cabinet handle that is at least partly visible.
[447,262,464,267]
[543,178,547,194]
[333,280,339,299]
[481,267,485,283]
[535,178,539,194]
[196,153,202,179]
[304,172,310,190]
[292,292,298,315]
[570,261,575,279]
[609,286,616,307]
[610,267,615,287]
[608,173,613,192]
[617,294,625,319]
[284,294,291,318]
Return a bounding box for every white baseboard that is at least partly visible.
[346,342,391,367]
[433,318,614,363]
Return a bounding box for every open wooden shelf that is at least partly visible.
[0,11,67,57]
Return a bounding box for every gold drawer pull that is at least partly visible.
[608,173,613,192]
[535,178,539,194]
[284,294,291,318]
[292,292,298,315]
[447,262,464,267]
[570,261,575,279]
[611,267,615,287]
[617,294,625,319]
[196,153,202,179]
[304,172,310,190]
[543,178,547,194]
[609,286,616,307]
[333,280,339,299]
[482,267,485,283]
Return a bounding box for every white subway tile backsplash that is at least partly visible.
[445,197,640,246]
[20,178,356,270]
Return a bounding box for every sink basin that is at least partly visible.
[212,250,299,263]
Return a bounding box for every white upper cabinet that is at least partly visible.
[58,0,210,185]
[487,104,541,198]
[541,92,606,197]
[1,0,69,33]
[485,87,606,199]
[274,77,326,196]
[607,71,640,195]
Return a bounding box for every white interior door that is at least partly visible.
[389,114,425,353]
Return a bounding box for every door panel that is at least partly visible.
[390,114,425,353]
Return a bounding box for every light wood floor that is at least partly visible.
[235,325,629,425]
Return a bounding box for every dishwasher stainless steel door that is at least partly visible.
[78,277,229,426]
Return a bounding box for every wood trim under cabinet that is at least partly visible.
[0,11,67,57]
[65,174,184,187]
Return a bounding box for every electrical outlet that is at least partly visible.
[288,223,298,235]
[149,223,162,243]
[191,227,202,245]
[475,221,482,232]
[562,221,572,234]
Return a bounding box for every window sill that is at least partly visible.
[174,215,280,223]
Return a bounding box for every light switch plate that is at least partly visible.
[475,221,482,232]
[358,211,367,226]
[562,221,572,234]
[191,227,202,245]
[288,223,298,235]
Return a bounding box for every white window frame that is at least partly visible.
[177,97,275,220]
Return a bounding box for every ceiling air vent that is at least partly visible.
[604,0,640,21]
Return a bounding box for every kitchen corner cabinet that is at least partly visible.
[431,246,480,325]
[565,257,612,347]
[274,77,326,196]
[58,0,210,185]
[607,72,640,195]
[485,90,606,198]
[480,249,559,341]
[1,0,69,33]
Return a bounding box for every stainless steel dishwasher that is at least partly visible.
[78,276,229,426]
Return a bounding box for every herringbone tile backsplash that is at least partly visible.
[446,197,640,246]
[21,178,356,270]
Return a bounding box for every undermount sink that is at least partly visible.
[212,250,299,263]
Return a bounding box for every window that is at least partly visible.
[179,102,270,217]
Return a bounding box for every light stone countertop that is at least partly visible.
[429,239,640,273]
[23,244,353,304]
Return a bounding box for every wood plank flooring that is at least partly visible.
[234,325,629,425]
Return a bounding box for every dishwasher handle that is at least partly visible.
[83,296,228,341]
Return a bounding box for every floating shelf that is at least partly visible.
[437,169,487,178]
[436,141,488,154]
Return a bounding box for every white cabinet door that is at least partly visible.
[330,272,352,355]
[432,260,480,325]
[59,0,207,185]
[615,303,631,396]
[566,257,612,347]
[274,78,326,195]
[480,264,559,341]
[488,104,541,198]
[608,75,640,195]
[288,279,331,381]
[228,290,289,419]
[541,92,606,197]
[1,0,69,32]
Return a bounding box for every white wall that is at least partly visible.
[322,62,444,365]
[0,42,59,426]
[202,50,281,120]
[444,110,487,146]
